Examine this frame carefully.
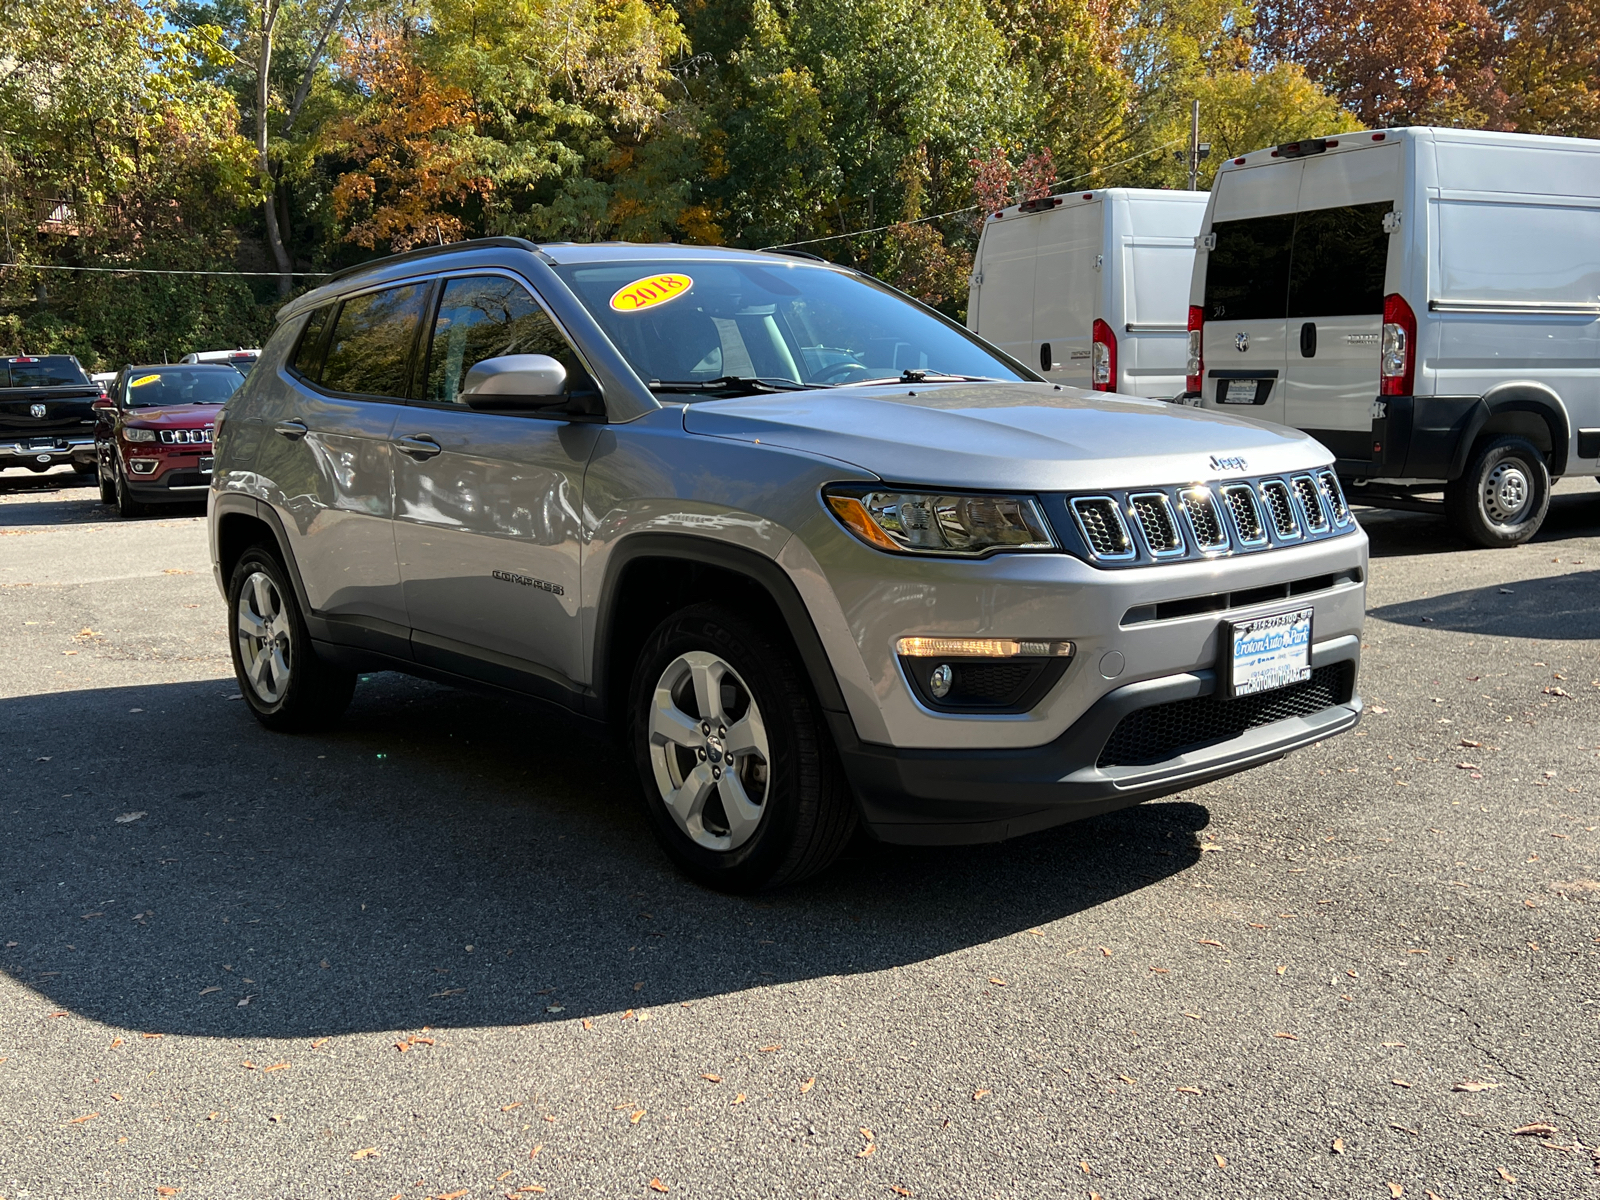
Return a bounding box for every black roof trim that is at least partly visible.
[317,236,546,289]
[760,248,828,262]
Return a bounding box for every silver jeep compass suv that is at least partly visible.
[208,238,1366,891]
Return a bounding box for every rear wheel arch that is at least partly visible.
[594,534,849,728]
[1468,385,1570,477]
[213,499,318,624]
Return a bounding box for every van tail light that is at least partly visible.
[1091,319,1117,391]
[1380,293,1416,396]
[1185,305,1204,394]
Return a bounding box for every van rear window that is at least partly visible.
[1288,201,1391,319]
[1204,215,1293,322]
[1204,201,1392,322]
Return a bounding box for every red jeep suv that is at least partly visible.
[95,364,242,516]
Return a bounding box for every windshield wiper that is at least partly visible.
[650,376,822,397]
[838,369,1000,387]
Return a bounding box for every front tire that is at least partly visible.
[628,603,856,892]
[113,459,147,518]
[227,546,356,732]
[1444,435,1550,548]
[97,463,116,505]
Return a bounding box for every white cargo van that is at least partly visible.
[968,188,1208,398]
[1186,126,1600,547]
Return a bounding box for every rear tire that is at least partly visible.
[628,603,856,892]
[227,545,356,732]
[1444,435,1550,548]
[97,464,116,505]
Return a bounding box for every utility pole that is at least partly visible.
[1187,100,1211,191]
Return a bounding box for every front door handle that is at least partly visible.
[396,434,442,460]
[1299,321,1317,358]
[274,419,309,440]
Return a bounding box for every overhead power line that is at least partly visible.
[759,139,1187,252]
[0,263,331,277]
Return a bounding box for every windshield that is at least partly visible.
[551,258,1026,393]
[3,357,90,388]
[122,368,242,408]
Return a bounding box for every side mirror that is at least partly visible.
[460,354,567,412]
[91,397,115,413]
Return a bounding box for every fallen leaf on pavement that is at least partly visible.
[1497,1167,1517,1184]
[1332,1138,1345,1153]
[115,812,147,823]
[68,1112,98,1124]
[1197,940,1225,948]
[857,1143,876,1158]
[351,1147,378,1160]
[972,1088,991,1100]
[1118,1074,1136,1084]
[156,1189,180,1197]
[582,1019,593,1030]
[987,977,1006,986]
[1214,1153,1227,1168]
[311,1038,329,1049]
[733,1094,746,1104]
[890,1187,912,1197]
[1198,844,1224,852]
[700,1074,722,1083]
[496,1170,513,1182]
[262,1062,289,1072]
[1454,1080,1501,1092]
[759,1045,779,1052]
[1175,1087,1202,1095]
[199,987,221,996]
[649,1181,669,1194]
[1387,1184,1403,1198]
[1276,965,1287,975]
[1274,1032,1298,1040]
[141,1033,162,1039]
[501,1102,523,1112]
[237,996,253,1007]
[799,1077,815,1094]
[1512,1123,1558,1136]
[1392,1079,1412,1088]
[629,1109,645,1123]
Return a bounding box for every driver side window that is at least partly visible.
[423,276,593,405]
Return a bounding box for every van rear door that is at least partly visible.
[1201,164,1300,425]
[1282,147,1401,457]
[970,214,1039,371]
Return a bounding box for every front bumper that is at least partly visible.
[123,452,214,500]
[839,633,1360,844]
[1,435,94,470]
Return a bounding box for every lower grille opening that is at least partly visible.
[1097,662,1355,768]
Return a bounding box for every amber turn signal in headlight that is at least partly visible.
[895,637,1074,658]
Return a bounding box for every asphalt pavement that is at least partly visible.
[1,468,1597,1199]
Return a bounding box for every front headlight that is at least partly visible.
[123,427,157,443]
[823,486,1056,556]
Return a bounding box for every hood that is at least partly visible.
[681,382,1331,491]
[124,403,224,427]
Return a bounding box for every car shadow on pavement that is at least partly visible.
[1357,482,1600,558]
[1,674,1208,1038]
[1368,568,1600,638]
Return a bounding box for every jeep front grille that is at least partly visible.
[158,426,213,445]
[1061,471,1357,566]
[1179,488,1228,552]
[1130,493,1184,557]
[1070,497,1135,561]
[1259,480,1300,539]
[1291,475,1329,532]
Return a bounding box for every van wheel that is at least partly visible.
[1444,435,1550,548]
[628,603,856,892]
[228,545,356,731]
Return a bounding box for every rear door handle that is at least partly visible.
[274,419,309,440]
[396,434,442,460]
[1299,322,1317,358]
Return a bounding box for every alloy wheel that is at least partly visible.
[646,650,771,851]
[236,570,292,704]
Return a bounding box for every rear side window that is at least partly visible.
[421,275,593,405]
[1203,214,1294,322]
[291,305,333,380]
[1288,201,1392,318]
[320,285,428,398]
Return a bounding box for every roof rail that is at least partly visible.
[316,236,545,289]
[760,248,829,262]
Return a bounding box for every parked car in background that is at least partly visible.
[1186,126,1600,547]
[95,364,242,516]
[208,237,1366,891]
[968,188,1209,399]
[181,348,260,375]
[90,371,116,397]
[0,354,101,482]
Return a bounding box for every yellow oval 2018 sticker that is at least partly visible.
[610,273,693,313]
[130,374,160,387]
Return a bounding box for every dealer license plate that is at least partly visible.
[199,455,214,476]
[1227,607,1312,697]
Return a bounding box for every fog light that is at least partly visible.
[896,637,1074,658]
[130,459,158,474]
[929,663,953,699]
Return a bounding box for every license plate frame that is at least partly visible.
[1224,606,1313,698]
[1216,377,1272,405]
